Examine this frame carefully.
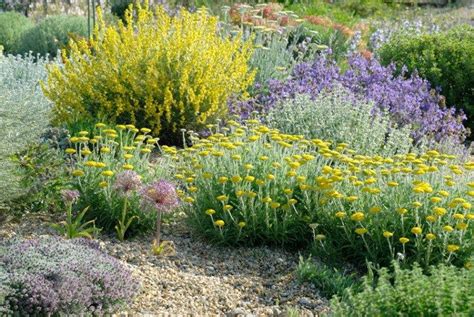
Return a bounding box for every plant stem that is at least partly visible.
[155,210,162,246]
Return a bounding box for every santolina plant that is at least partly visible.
[0,237,138,314]
[164,121,474,267]
[231,54,467,144]
[66,122,170,238]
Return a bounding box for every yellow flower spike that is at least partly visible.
[453,213,465,220]
[447,244,460,253]
[335,211,346,219]
[369,206,382,214]
[123,164,134,170]
[65,148,76,154]
[101,170,114,177]
[244,175,255,182]
[355,228,368,235]
[399,237,410,244]
[383,231,393,238]
[72,169,85,177]
[443,225,454,232]
[238,221,246,229]
[270,202,281,209]
[433,207,447,216]
[214,220,225,227]
[456,223,468,230]
[231,175,242,183]
[99,181,108,188]
[223,205,233,211]
[411,227,422,235]
[430,197,442,203]
[218,177,228,184]
[100,147,111,154]
[397,208,408,215]
[350,212,365,222]
[216,195,228,202]
[262,197,272,204]
[183,196,194,204]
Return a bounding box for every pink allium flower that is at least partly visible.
[140,180,179,213]
[114,171,142,195]
[61,189,80,204]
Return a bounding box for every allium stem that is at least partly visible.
[155,210,162,246]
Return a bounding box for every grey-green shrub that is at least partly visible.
[0,12,34,54]
[266,87,414,156]
[16,15,87,57]
[331,262,474,316]
[0,54,51,204]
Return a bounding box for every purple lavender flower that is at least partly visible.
[113,170,142,195]
[140,180,179,213]
[61,189,80,204]
[231,54,467,143]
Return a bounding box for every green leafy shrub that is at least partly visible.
[16,15,87,57]
[43,6,255,146]
[378,24,474,135]
[266,88,414,156]
[331,262,474,316]
[296,256,360,298]
[65,123,171,238]
[0,54,51,205]
[0,12,34,54]
[166,121,474,267]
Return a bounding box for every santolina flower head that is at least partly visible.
[140,180,179,212]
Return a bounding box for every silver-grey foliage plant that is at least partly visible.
[266,86,415,156]
[0,52,52,204]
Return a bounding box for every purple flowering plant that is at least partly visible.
[0,237,139,315]
[231,54,468,144]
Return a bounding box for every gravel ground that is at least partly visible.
[0,214,329,316]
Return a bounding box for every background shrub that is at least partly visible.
[378,24,474,136]
[331,262,474,316]
[43,6,255,146]
[232,54,468,145]
[16,15,87,57]
[0,237,138,314]
[266,88,414,156]
[0,54,51,205]
[0,12,34,54]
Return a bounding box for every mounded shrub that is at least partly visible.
[266,87,414,156]
[331,262,474,316]
[0,237,139,314]
[165,121,474,268]
[0,54,51,205]
[378,24,474,135]
[232,54,468,145]
[43,5,255,146]
[0,12,34,54]
[16,15,87,57]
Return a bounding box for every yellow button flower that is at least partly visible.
[65,148,76,154]
[244,175,255,182]
[123,164,134,170]
[223,205,233,211]
[433,207,447,216]
[205,209,216,216]
[411,227,422,235]
[430,197,442,203]
[238,221,246,228]
[399,237,410,244]
[231,175,242,183]
[369,206,382,214]
[100,147,111,154]
[184,197,194,203]
[456,223,468,230]
[443,225,454,232]
[453,213,465,220]
[216,195,228,202]
[355,228,368,235]
[99,181,108,188]
[426,215,437,223]
[335,211,346,219]
[72,169,85,177]
[447,244,460,253]
[95,162,106,168]
[270,202,281,209]
[84,161,97,167]
[101,170,114,177]
[383,231,393,238]
[426,233,436,240]
[351,212,365,222]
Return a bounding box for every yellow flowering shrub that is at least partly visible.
[42,5,255,145]
[164,121,474,267]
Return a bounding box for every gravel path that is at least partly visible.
[0,214,329,316]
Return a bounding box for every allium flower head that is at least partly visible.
[140,180,179,213]
[61,189,80,204]
[114,170,142,194]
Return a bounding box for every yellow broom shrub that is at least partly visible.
[42,5,255,145]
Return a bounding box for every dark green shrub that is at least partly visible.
[16,15,87,57]
[0,12,34,54]
[331,262,474,316]
[379,25,474,135]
